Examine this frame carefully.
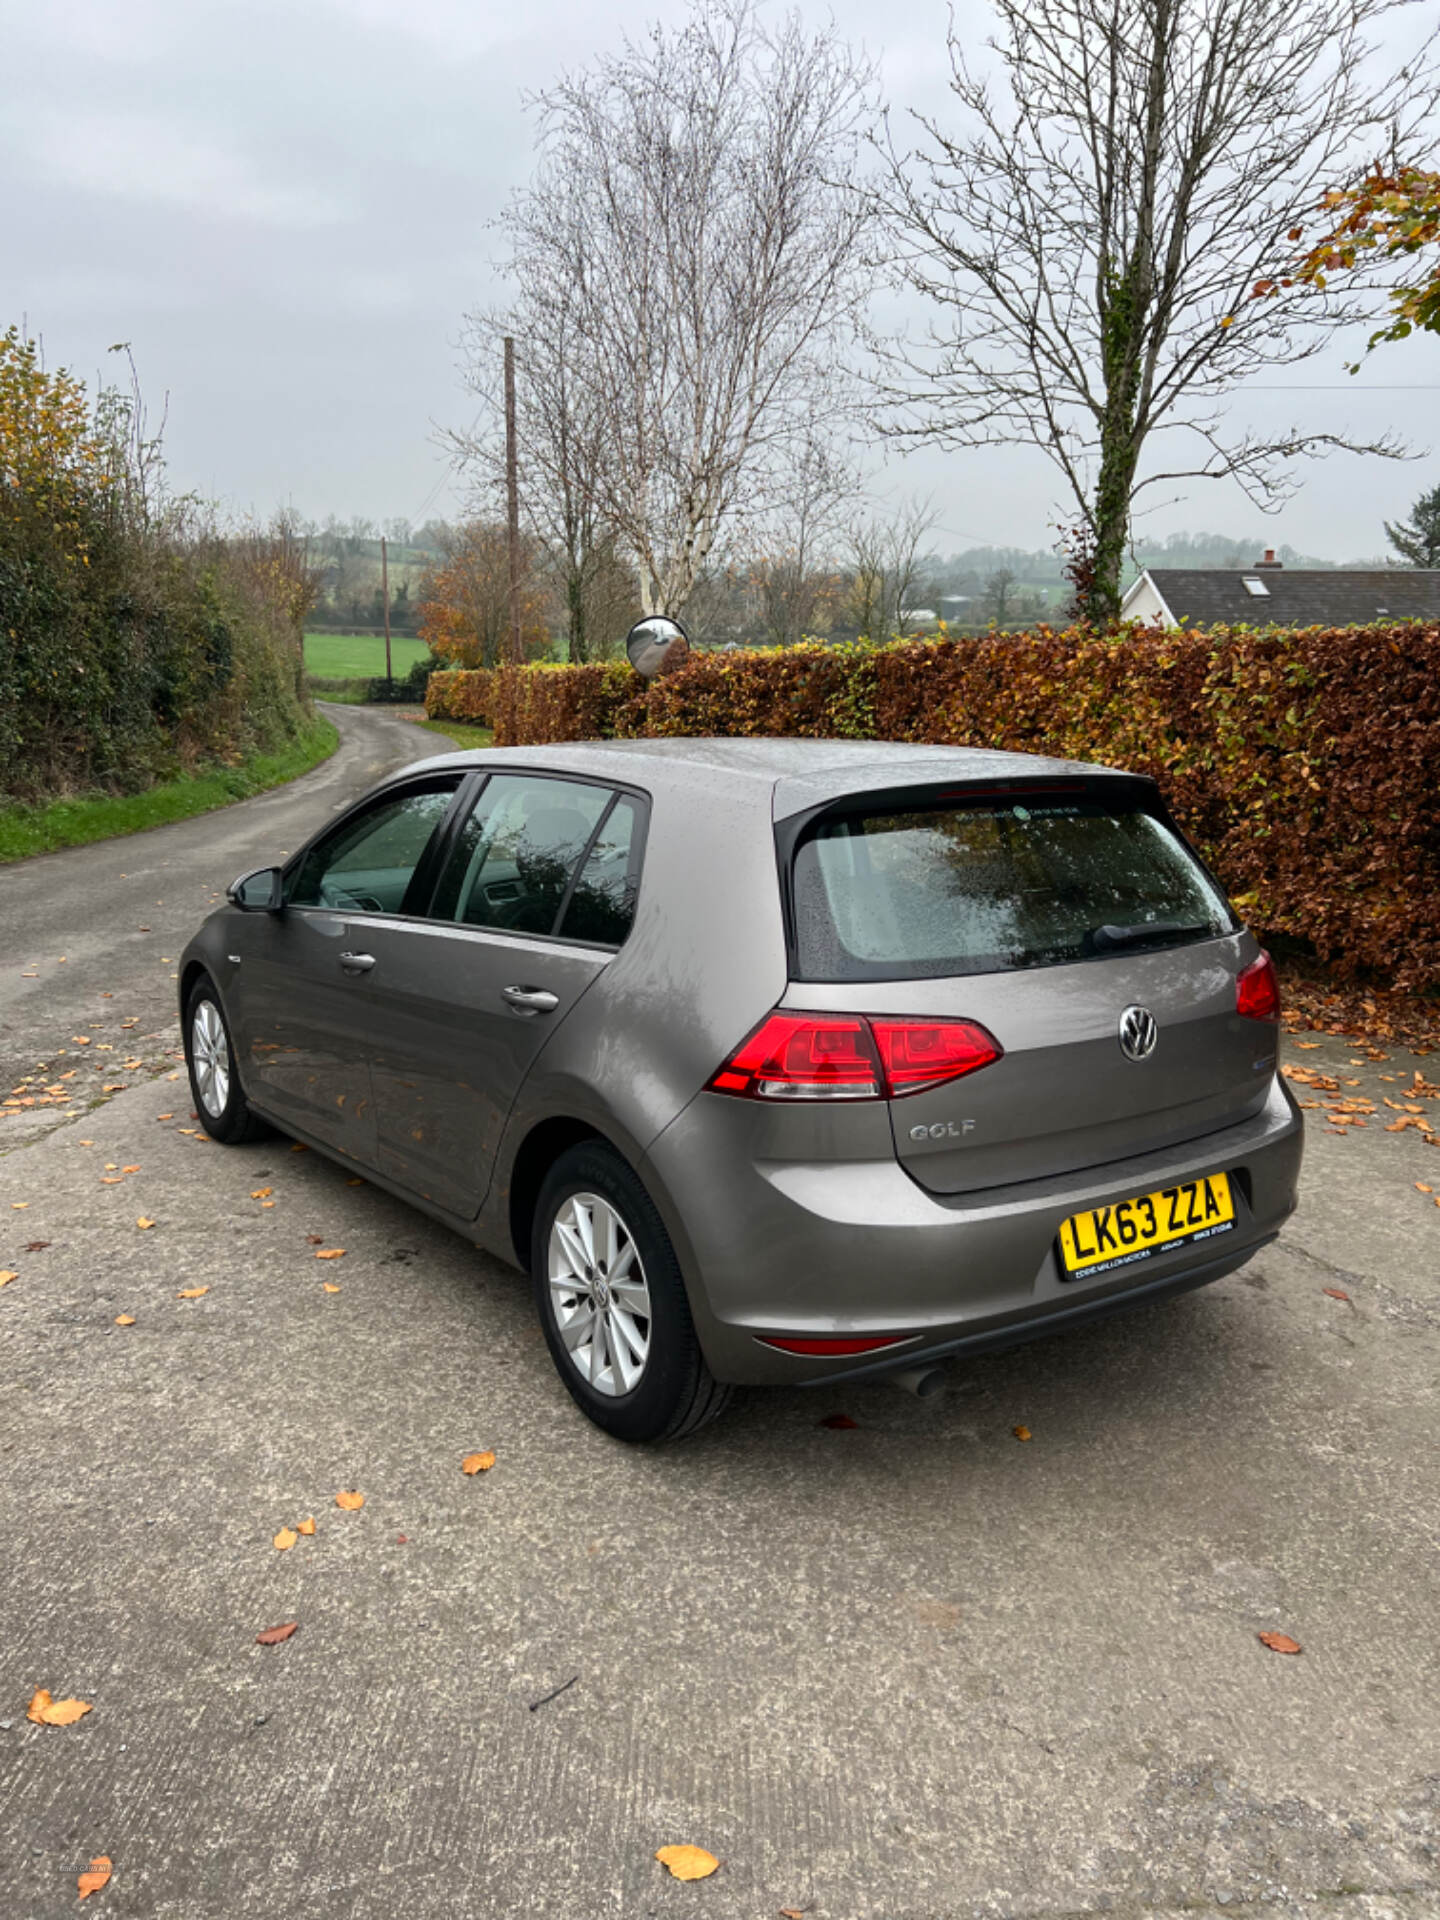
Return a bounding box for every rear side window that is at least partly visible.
[791,793,1235,982]
[428,774,643,946]
[559,796,641,945]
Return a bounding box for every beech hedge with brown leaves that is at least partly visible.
[425,625,1440,989]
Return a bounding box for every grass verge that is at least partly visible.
[412,718,495,751]
[0,717,340,864]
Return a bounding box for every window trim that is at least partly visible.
[410,767,651,950]
[774,771,1239,984]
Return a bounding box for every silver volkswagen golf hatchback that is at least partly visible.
[181,738,1302,1441]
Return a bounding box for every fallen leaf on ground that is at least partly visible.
[290,1143,308,1153]
[261,1201,275,1209]
[273,1527,298,1551]
[297,1516,316,1535]
[461,1451,496,1474]
[315,1248,345,1260]
[121,1165,140,1174]
[1013,1425,1033,1441]
[1258,1631,1302,1655]
[136,1217,155,1230]
[114,1315,135,1327]
[1293,1040,1320,1049]
[306,1234,324,1244]
[25,1241,50,1252]
[0,1272,16,1288]
[77,1855,112,1900]
[781,1909,805,1918]
[1323,1287,1350,1302]
[176,1287,208,1299]
[71,1036,90,1046]
[251,1187,273,1199]
[1420,1183,1434,1194]
[156,1113,173,1121]
[819,1412,857,1429]
[27,1689,93,1726]
[655,1846,719,1882]
[99,1178,123,1186]
[335,1489,364,1510]
[11,1201,28,1209]
[322,1282,341,1293]
[255,1622,299,1646]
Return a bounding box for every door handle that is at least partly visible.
[501,984,559,1015]
[339,952,376,974]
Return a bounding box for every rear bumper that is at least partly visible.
[641,1075,1302,1386]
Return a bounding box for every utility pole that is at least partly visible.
[380,534,392,683]
[504,336,522,666]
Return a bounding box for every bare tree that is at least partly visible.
[748,437,854,646]
[454,294,633,663]
[495,0,875,619]
[982,567,1016,626]
[841,496,939,638]
[875,0,1437,620]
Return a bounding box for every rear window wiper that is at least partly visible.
[1089,921,1209,953]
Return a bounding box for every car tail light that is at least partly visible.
[757,1334,910,1355]
[708,1012,881,1100]
[1236,950,1279,1021]
[709,1012,1002,1101]
[870,1018,1002,1095]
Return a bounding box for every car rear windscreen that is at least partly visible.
[790,790,1236,981]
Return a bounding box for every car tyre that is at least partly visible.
[184,974,269,1145]
[532,1141,731,1443]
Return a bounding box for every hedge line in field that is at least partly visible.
[426,627,1440,990]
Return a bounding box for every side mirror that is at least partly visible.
[227,866,283,912]
[625,615,691,679]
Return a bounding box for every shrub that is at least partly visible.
[426,666,495,726]
[0,326,314,801]
[429,626,1440,990]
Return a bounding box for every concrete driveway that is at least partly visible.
[1,724,1437,1919]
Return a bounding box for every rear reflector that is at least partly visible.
[1236,950,1280,1021]
[710,1011,1001,1101]
[757,1334,910,1355]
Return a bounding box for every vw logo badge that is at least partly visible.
[1118,1004,1158,1061]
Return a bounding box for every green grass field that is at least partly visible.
[304,632,429,678]
[0,719,339,864]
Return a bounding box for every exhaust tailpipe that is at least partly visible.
[889,1364,948,1401]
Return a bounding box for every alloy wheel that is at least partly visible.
[191,1000,231,1118]
[547,1191,652,1396]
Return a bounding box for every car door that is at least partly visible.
[230,774,467,1162]
[355,771,646,1216]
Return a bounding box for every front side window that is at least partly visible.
[792,792,1235,982]
[287,781,460,914]
[430,774,619,937]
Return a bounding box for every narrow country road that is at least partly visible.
[0,704,431,1105]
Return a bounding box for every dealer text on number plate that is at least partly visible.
[1059,1172,1235,1278]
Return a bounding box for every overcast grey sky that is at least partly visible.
[6,0,1439,558]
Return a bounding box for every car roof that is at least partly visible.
[400,735,1132,818]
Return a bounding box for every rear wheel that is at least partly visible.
[184,976,269,1145]
[531,1141,731,1442]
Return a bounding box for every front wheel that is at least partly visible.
[531,1141,731,1443]
[184,976,269,1145]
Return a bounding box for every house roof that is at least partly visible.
[1126,568,1440,628]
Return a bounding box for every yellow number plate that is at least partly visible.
[1059,1173,1235,1278]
